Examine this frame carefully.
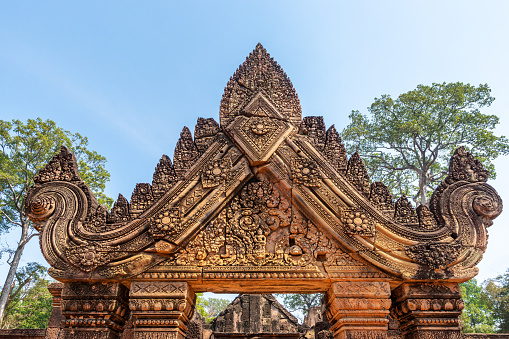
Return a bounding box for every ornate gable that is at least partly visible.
[26,45,502,293]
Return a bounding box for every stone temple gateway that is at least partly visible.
[24,44,502,339]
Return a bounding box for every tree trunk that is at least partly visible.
[419,174,428,206]
[0,222,29,326]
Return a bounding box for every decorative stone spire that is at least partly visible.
[129,183,154,219]
[300,116,326,152]
[33,146,81,183]
[194,117,221,154]
[107,194,130,223]
[173,127,199,177]
[369,182,394,215]
[394,196,418,224]
[152,155,177,198]
[449,146,489,183]
[416,204,438,230]
[346,152,370,197]
[324,125,347,173]
[219,43,302,127]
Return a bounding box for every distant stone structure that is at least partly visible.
[211,294,300,339]
[23,44,503,339]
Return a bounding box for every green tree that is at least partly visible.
[1,263,52,328]
[460,279,496,333]
[483,269,509,333]
[195,294,231,323]
[275,293,322,320]
[341,82,509,205]
[0,118,112,324]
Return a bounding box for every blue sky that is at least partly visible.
[1,1,509,288]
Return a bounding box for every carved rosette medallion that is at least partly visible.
[342,210,376,236]
[243,116,280,149]
[201,158,232,188]
[226,112,295,165]
[291,158,321,187]
[150,206,181,239]
[66,244,113,272]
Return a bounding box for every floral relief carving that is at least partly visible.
[201,158,232,188]
[239,116,284,151]
[150,206,181,239]
[66,244,113,272]
[342,210,376,236]
[291,158,321,187]
[171,180,350,268]
[405,242,462,270]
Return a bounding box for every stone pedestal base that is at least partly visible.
[129,281,195,339]
[60,282,130,339]
[324,282,391,339]
[391,283,464,339]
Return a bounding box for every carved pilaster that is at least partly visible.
[46,282,63,339]
[60,282,130,339]
[129,281,195,339]
[391,283,464,339]
[324,282,391,339]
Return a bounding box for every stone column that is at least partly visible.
[60,282,130,339]
[391,282,464,339]
[129,281,195,339]
[324,281,392,339]
[46,282,63,339]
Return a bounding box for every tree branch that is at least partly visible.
[0,209,21,227]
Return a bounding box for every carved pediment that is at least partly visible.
[25,45,502,289]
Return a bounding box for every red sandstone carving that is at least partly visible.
[24,44,502,339]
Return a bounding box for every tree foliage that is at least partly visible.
[0,118,112,324]
[483,269,509,333]
[195,293,231,323]
[341,82,509,205]
[460,279,496,333]
[0,263,52,328]
[275,293,322,320]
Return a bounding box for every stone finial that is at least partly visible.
[194,117,221,154]
[107,194,130,223]
[449,146,489,183]
[346,152,370,197]
[301,116,326,152]
[33,146,81,184]
[129,183,154,218]
[219,43,302,127]
[324,125,347,173]
[173,126,199,177]
[394,196,418,224]
[152,154,177,198]
[369,182,394,215]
